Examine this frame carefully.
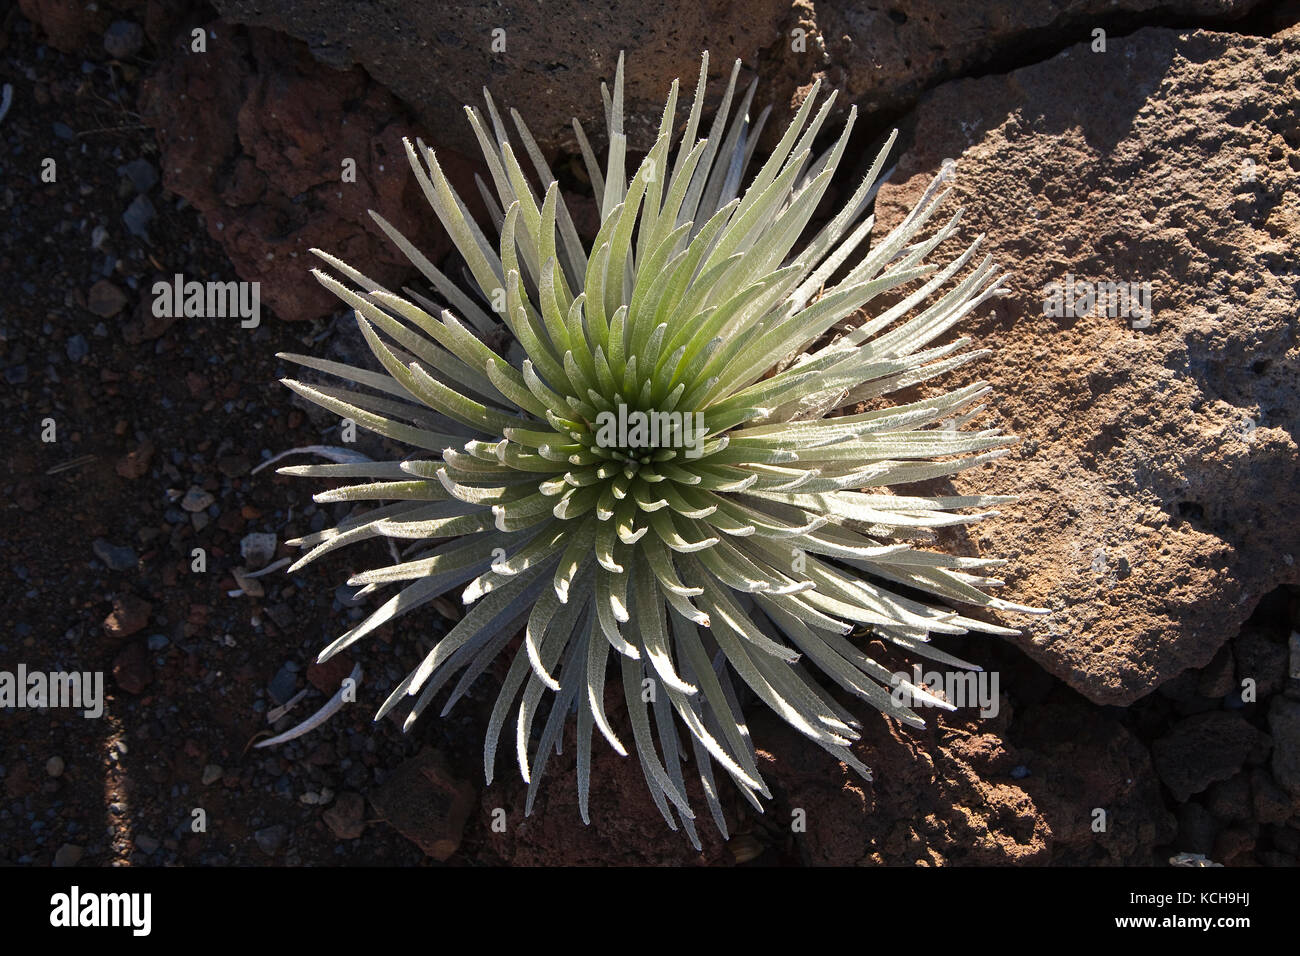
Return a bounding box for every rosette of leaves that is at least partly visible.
[276,52,1041,846]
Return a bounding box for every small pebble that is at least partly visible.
[231,567,264,598]
[86,279,128,318]
[201,764,223,785]
[322,791,367,840]
[181,487,215,512]
[52,844,83,867]
[103,20,145,59]
[45,757,64,778]
[135,834,160,854]
[117,158,158,194]
[268,663,299,705]
[92,538,137,572]
[240,532,277,570]
[254,824,287,856]
[122,194,155,240]
[65,334,89,362]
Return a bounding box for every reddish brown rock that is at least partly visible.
[120,295,177,345]
[139,25,474,322]
[18,0,199,54]
[210,0,791,156]
[757,0,1265,149]
[1197,645,1237,698]
[479,647,1175,865]
[209,1,1265,157]
[874,28,1300,706]
[18,0,120,53]
[306,653,353,694]
[368,748,476,860]
[112,641,153,694]
[758,682,1173,866]
[322,791,366,840]
[103,595,153,639]
[86,279,129,318]
[1152,712,1266,802]
[114,440,155,480]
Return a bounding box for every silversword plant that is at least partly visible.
[276,52,1041,846]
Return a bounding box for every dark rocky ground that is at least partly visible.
[1,1,1298,867]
